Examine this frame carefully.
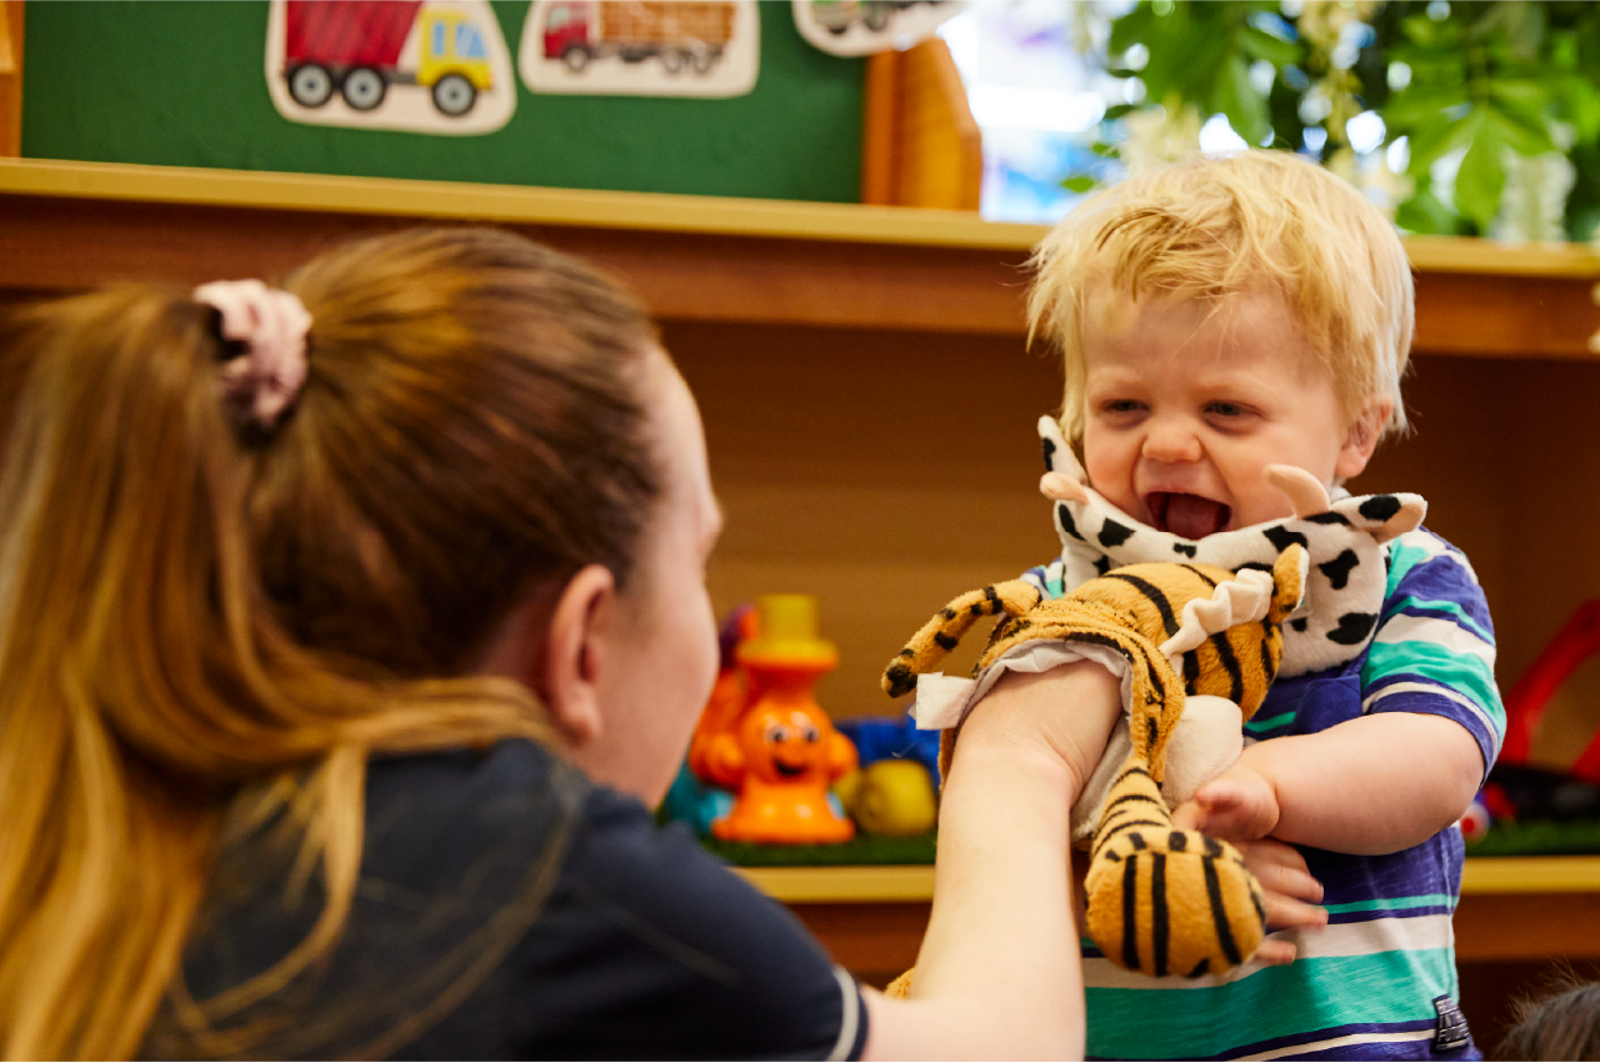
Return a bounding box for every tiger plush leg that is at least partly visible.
[881,579,1042,698]
[1084,750,1268,978]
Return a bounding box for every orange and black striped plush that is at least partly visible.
[882,545,1307,982]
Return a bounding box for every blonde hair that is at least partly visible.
[0,229,661,1059]
[1027,150,1414,442]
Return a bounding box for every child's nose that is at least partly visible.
[1141,417,1203,464]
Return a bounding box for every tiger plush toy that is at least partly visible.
[882,542,1309,982]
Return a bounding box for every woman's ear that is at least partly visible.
[1335,398,1393,481]
[541,564,617,749]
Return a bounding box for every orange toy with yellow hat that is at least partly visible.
[703,596,858,844]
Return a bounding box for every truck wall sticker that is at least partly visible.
[266,0,516,134]
[793,0,963,57]
[518,1,758,98]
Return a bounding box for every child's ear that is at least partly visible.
[1335,398,1392,480]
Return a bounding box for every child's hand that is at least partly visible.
[1172,761,1280,841]
[1231,837,1327,965]
[1175,768,1323,966]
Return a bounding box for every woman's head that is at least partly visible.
[0,228,693,1057]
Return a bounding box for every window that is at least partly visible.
[458,24,487,59]
[432,19,447,58]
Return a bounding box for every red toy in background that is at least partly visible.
[701,595,859,844]
[1471,600,1600,836]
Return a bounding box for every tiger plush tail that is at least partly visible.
[881,579,1042,698]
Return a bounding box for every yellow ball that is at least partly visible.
[841,760,937,836]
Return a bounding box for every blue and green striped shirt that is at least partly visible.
[1033,526,1502,1060]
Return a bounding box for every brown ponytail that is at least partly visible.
[0,229,661,1058]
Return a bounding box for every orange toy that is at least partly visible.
[705,596,858,844]
[686,605,758,782]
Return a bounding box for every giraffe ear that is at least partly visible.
[1263,464,1331,518]
[1038,415,1085,479]
[1041,471,1090,503]
[1038,416,1089,502]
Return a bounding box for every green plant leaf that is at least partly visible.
[1396,189,1462,234]
[1395,109,1473,176]
[1240,24,1300,66]
[1383,88,1472,130]
[1487,101,1557,156]
[1063,175,1100,194]
[1210,53,1269,146]
[1454,113,1508,231]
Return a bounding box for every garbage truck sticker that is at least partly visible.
[267,0,515,134]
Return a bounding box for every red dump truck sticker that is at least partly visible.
[792,0,964,57]
[266,0,516,134]
[518,1,758,98]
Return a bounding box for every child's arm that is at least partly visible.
[1173,712,1483,854]
[1178,530,1501,854]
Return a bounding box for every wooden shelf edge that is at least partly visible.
[5,159,1600,279]
[0,157,1040,251]
[737,856,1600,904]
[734,864,935,903]
[1460,854,1600,893]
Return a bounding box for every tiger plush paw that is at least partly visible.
[1083,752,1267,978]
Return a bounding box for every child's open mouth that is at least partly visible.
[1146,492,1231,540]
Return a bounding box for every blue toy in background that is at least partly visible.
[834,714,940,778]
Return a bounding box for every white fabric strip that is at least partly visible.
[826,967,861,1062]
[909,641,1136,732]
[1371,614,1495,663]
[1362,681,1496,734]
[1236,1029,1436,1061]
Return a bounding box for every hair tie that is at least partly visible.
[193,279,312,431]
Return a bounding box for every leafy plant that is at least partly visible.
[1084,0,1600,241]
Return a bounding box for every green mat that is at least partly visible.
[1464,819,1600,858]
[701,832,936,867]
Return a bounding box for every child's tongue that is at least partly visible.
[1152,492,1231,540]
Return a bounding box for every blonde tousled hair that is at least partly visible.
[1027,150,1414,442]
[0,229,661,1059]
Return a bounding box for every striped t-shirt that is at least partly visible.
[1028,526,1502,1060]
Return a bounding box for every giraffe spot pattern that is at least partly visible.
[1359,495,1401,521]
[1099,518,1136,548]
[1326,612,1378,645]
[1318,548,1360,590]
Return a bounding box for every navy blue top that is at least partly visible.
[144,739,867,1061]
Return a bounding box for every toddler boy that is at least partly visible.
[1020,151,1500,1060]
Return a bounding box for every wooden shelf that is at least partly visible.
[738,856,1600,905]
[734,864,934,903]
[3,158,1599,355]
[740,858,1600,974]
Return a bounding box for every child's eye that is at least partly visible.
[1207,401,1248,418]
[1102,399,1144,414]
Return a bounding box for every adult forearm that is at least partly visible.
[864,662,1121,1060]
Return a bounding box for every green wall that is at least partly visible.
[22,1,865,202]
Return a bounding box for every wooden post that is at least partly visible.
[859,37,981,211]
[0,1,22,158]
